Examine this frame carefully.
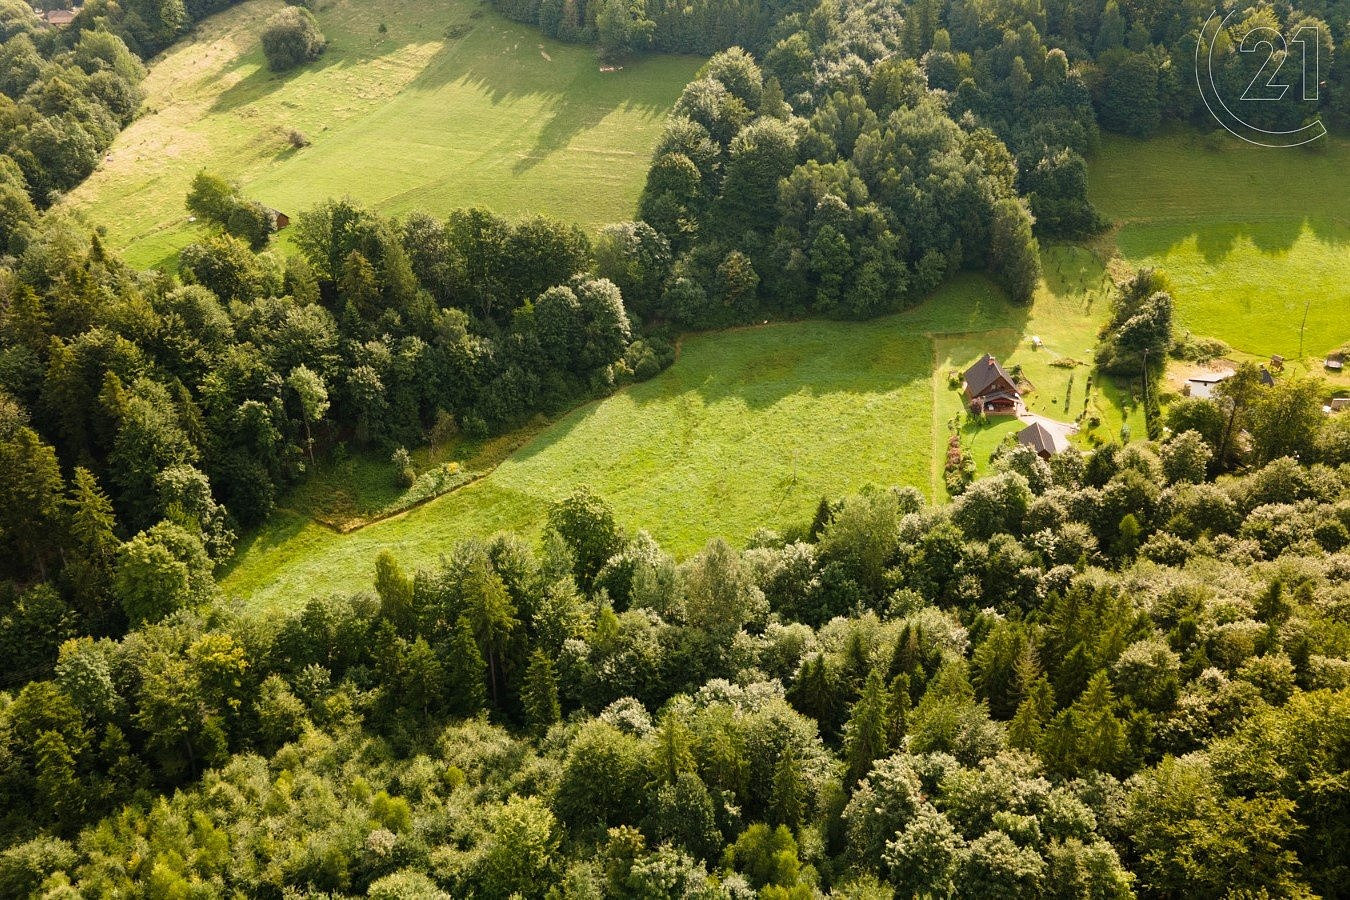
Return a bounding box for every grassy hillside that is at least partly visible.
[60,0,701,268]
[223,309,941,612]
[222,267,1143,613]
[1088,132,1350,361]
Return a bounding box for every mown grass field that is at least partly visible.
[223,274,1079,613]
[935,245,1145,476]
[61,0,701,268]
[1088,132,1350,361]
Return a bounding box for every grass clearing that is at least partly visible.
[224,273,1102,613]
[1088,132,1350,360]
[60,0,702,268]
[933,245,1145,480]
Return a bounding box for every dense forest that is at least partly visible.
[1,181,1349,892]
[493,0,1350,320]
[1,0,1349,895]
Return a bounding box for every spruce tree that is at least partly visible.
[461,556,518,706]
[1008,675,1055,750]
[788,654,838,735]
[444,617,487,717]
[66,467,118,561]
[649,712,697,785]
[843,669,891,786]
[887,673,911,746]
[522,650,561,735]
[35,730,82,832]
[1072,670,1125,774]
[769,745,807,831]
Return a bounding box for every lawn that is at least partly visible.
[1087,132,1350,361]
[60,0,702,268]
[933,245,1145,480]
[222,274,1065,613]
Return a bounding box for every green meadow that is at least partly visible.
[61,0,701,268]
[935,245,1145,476]
[1088,132,1350,361]
[224,273,1123,612]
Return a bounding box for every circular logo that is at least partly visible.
[1195,7,1327,147]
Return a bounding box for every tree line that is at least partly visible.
[0,0,263,224]
[0,194,676,661]
[0,412,1347,894]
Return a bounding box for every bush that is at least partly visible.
[392,447,416,489]
[286,128,310,149]
[261,7,326,72]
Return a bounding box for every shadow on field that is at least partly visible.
[1115,218,1350,266]
[510,277,1030,466]
[405,46,680,174]
[210,9,683,171]
[215,508,310,582]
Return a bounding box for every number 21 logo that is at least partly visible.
[1239,25,1320,101]
[1196,8,1326,147]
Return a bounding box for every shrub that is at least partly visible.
[261,7,326,72]
[392,447,416,489]
[286,128,310,149]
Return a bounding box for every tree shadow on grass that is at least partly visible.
[210,11,690,172]
[215,508,310,583]
[509,274,1031,469]
[1114,217,1349,267]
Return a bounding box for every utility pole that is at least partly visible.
[1299,297,1312,359]
[1141,347,1149,408]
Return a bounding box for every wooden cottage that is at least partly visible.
[962,354,1021,416]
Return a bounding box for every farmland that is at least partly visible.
[217,127,1350,613]
[221,262,1146,613]
[1088,132,1350,362]
[59,0,701,268]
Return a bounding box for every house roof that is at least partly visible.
[44,8,76,24]
[1018,421,1070,456]
[963,354,1015,398]
[1187,369,1235,384]
[1186,379,1223,400]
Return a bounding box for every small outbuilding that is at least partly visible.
[1326,353,1344,372]
[1184,368,1234,400]
[266,208,290,230]
[43,8,77,25]
[1017,421,1070,459]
